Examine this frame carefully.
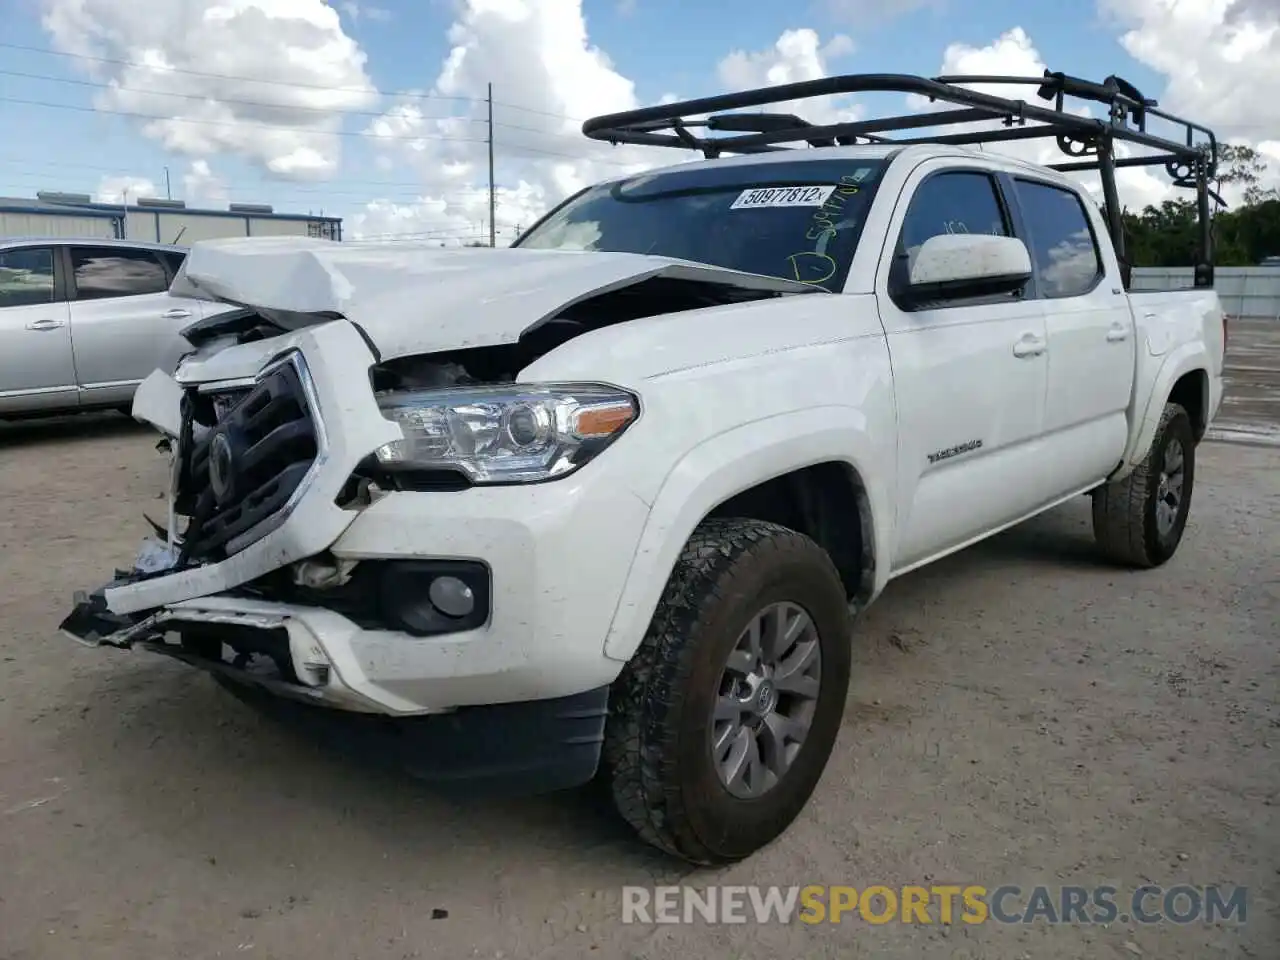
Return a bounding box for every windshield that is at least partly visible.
[514,158,888,292]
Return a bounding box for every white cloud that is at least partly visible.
[716,29,861,125]
[95,175,159,204]
[1100,0,1279,137]
[183,160,230,206]
[352,0,685,241]
[353,9,861,242]
[919,27,1172,212]
[40,0,377,180]
[824,0,944,24]
[1098,0,1280,203]
[341,2,391,22]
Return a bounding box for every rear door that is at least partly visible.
[875,162,1049,572]
[0,244,76,414]
[65,244,190,407]
[1013,177,1135,492]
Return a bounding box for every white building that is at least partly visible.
[0,192,342,244]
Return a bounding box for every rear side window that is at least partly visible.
[1013,180,1103,298]
[0,247,55,307]
[70,246,169,300]
[161,251,186,278]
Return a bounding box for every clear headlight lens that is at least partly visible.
[375,383,639,483]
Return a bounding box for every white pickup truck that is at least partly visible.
[61,71,1226,864]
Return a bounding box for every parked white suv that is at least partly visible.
[61,71,1227,864]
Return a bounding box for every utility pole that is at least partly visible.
[487,82,496,247]
[164,166,172,200]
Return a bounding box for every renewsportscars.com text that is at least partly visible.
[621,884,1248,925]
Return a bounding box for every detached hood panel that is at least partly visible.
[172,236,821,360]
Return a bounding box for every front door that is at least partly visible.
[875,163,1049,573]
[0,245,76,414]
[66,244,184,407]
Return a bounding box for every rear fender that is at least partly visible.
[1113,343,1210,481]
[601,405,893,663]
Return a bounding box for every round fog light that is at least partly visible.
[428,575,476,618]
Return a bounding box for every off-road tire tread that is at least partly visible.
[602,517,847,865]
[1092,402,1191,568]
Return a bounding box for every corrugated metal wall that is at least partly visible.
[1131,267,1280,319]
[245,216,314,237]
[155,212,247,245]
[0,211,116,239]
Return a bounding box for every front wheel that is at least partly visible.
[1092,401,1196,568]
[602,517,853,865]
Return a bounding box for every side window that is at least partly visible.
[899,171,1011,264]
[70,246,169,301]
[1012,179,1103,298]
[0,247,56,308]
[161,251,186,278]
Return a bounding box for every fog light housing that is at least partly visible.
[378,561,490,637]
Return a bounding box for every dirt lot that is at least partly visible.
[1,328,1277,959]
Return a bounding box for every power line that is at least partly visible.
[0,94,486,144]
[0,41,587,123]
[0,94,643,165]
[0,68,586,138]
[0,157,499,196]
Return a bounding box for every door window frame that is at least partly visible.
[0,244,69,307]
[880,163,1049,313]
[63,244,172,302]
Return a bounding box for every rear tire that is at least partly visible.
[1092,401,1196,568]
[602,517,853,865]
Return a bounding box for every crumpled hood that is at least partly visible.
[172,235,820,360]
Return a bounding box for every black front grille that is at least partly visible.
[177,356,320,561]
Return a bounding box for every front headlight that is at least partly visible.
[374,382,639,483]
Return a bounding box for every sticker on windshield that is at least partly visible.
[730,185,837,210]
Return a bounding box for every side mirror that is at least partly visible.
[903,234,1032,305]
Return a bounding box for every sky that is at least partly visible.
[0,0,1277,244]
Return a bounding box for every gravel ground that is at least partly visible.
[0,329,1276,959]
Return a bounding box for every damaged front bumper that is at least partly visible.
[60,578,392,714]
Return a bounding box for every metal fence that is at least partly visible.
[1130,267,1280,319]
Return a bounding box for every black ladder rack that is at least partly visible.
[581,70,1219,283]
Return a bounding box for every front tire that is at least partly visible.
[602,517,853,865]
[1092,401,1196,568]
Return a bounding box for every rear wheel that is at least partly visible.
[1092,401,1196,568]
[602,517,853,864]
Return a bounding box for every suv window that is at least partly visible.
[70,246,169,300]
[161,251,186,278]
[1012,179,1102,298]
[0,247,55,308]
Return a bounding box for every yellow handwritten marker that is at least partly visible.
[788,251,837,285]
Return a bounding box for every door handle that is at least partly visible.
[162,308,192,320]
[1012,333,1046,358]
[1106,324,1129,342]
[25,318,66,331]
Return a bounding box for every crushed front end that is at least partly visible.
[57,314,651,791]
[59,318,404,713]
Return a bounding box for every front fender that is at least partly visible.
[601,405,894,662]
[1114,342,1211,481]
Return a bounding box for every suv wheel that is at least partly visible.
[602,517,853,864]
